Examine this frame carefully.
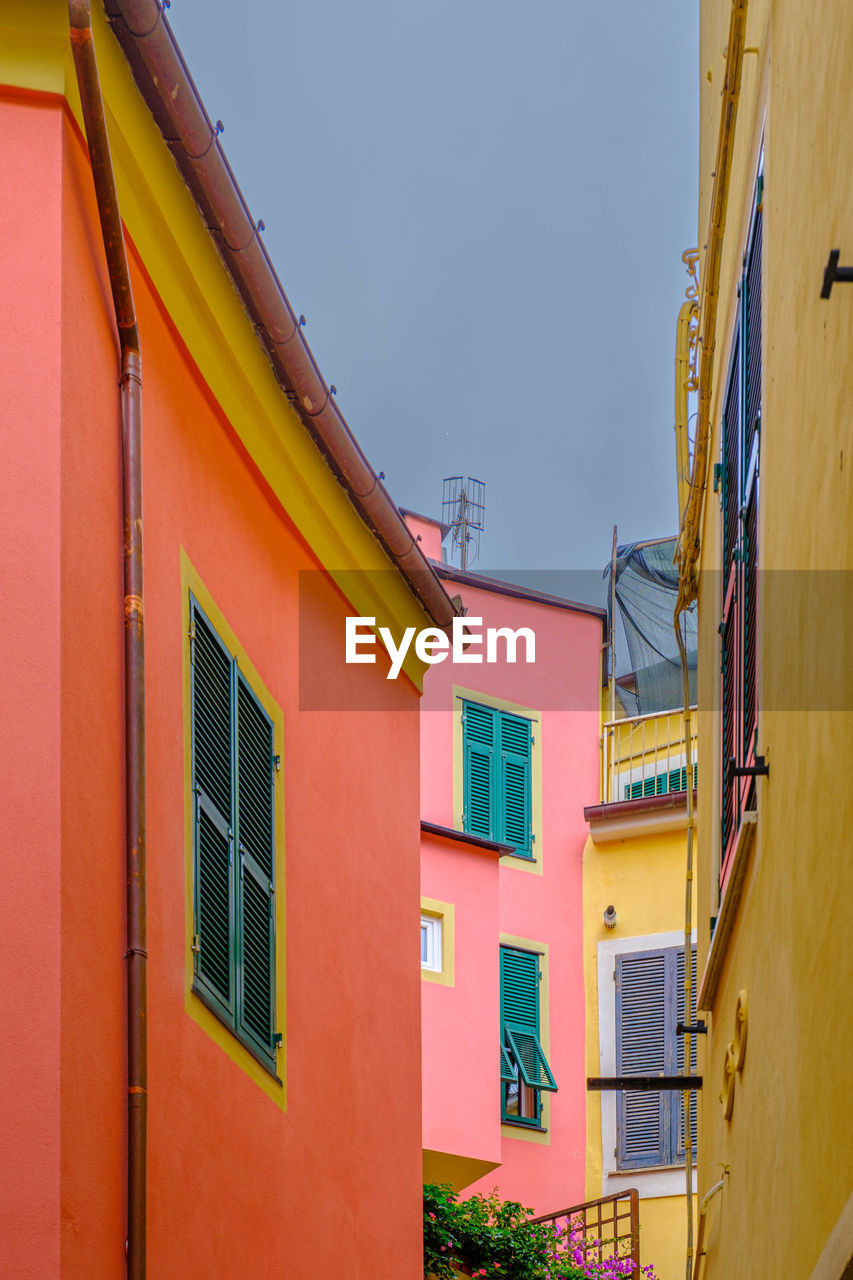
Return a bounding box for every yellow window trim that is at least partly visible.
[500,933,552,1144]
[420,896,455,987]
[182,550,287,1109]
[452,685,544,876]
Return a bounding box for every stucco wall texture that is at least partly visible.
[0,91,426,1280]
[695,2,853,1278]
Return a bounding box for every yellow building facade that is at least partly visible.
[584,698,698,1280]
[684,2,853,1277]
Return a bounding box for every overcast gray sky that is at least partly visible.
[167,1,699,590]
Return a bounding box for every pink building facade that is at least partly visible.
[409,513,605,1214]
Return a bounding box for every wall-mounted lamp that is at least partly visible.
[603,905,618,929]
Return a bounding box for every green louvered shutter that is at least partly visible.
[500,946,556,1116]
[191,607,234,1014]
[463,702,496,839]
[501,946,539,1030]
[616,950,667,1168]
[235,675,276,1057]
[500,713,532,855]
[505,1025,557,1091]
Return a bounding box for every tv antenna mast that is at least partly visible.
[442,476,485,570]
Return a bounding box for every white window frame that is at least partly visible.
[597,929,697,1199]
[421,914,443,973]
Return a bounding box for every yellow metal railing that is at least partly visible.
[602,707,698,805]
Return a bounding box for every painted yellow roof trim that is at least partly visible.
[0,0,433,686]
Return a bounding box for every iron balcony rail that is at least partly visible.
[601,706,698,806]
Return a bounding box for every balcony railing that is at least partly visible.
[602,706,697,806]
[529,1188,640,1276]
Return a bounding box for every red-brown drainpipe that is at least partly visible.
[68,4,147,1276]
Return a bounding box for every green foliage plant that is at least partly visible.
[423,1184,659,1280]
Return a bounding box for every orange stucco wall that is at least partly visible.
[1,91,425,1279]
[0,92,65,1280]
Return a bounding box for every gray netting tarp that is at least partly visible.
[604,538,697,716]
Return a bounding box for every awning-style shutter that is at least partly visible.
[500,946,557,1101]
[500,1044,516,1083]
[505,1024,557,1092]
[500,714,532,854]
[236,675,276,1054]
[192,608,234,1012]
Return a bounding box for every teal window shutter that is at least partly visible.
[500,945,556,1124]
[500,1043,516,1083]
[501,946,539,1027]
[463,702,534,856]
[191,610,235,1016]
[463,702,496,839]
[624,763,698,801]
[500,714,532,855]
[720,179,762,880]
[190,597,277,1072]
[504,1024,557,1091]
[236,675,276,1057]
[615,946,697,1169]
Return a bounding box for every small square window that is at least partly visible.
[420,915,443,973]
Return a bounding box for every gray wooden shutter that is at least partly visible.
[675,946,699,1158]
[191,606,235,1015]
[235,674,276,1056]
[616,950,667,1167]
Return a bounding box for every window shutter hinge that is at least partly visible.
[713,463,722,492]
[191,934,201,954]
[273,754,281,772]
[273,1032,283,1050]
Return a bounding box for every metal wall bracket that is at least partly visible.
[677,1020,708,1035]
[587,1076,703,1091]
[821,249,853,299]
[726,755,769,787]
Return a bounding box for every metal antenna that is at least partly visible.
[442,476,485,570]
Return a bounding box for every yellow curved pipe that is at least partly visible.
[675,296,698,521]
[675,0,750,616]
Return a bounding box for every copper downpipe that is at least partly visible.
[69,4,147,1276]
